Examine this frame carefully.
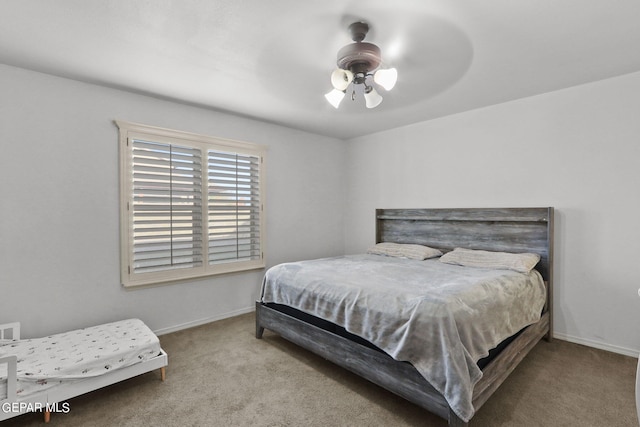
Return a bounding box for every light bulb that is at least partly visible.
[330,69,353,91]
[373,67,398,91]
[364,86,383,108]
[324,89,346,108]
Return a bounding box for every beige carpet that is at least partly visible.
[4,313,637,426]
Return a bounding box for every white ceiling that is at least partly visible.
[2,1,640,139]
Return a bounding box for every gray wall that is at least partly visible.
[344,71,640,356]
[0,64,346,338]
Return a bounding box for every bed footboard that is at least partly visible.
[0,355,18,402]
[0,322,20,340]
[255,301,453,420]
[256,301,550,426]
[0,321,20,405]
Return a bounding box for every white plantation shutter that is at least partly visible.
[117,121,266,287]
[131,140,203,273]
[208,151,262,264]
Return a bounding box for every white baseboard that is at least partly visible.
[152,306,255,336]
[554,332,639,358]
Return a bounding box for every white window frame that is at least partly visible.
[116,120,266,288]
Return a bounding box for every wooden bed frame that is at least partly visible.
[0,322,167,423]
[256,207,554,426]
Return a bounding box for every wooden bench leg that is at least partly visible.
[160,366,166,381]
[44,410,51,423]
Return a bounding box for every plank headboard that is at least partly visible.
[375,207,554,284]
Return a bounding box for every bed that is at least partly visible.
[0,318,168,422]
[255,207,554,426]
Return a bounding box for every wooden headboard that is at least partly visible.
[376,206,555,342]
[375,207,554,284]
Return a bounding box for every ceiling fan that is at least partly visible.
[325,21,398,109]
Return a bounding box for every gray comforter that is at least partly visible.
[260,254,546,422]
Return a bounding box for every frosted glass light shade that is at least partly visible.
[330,68,354,91]
[364,87,383,108]
[373,67,398,91]
[324,89,346,108]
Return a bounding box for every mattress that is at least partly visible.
[261,254,546,422]
[0,318,161,399]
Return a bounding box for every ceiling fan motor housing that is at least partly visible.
[336,42,382,75]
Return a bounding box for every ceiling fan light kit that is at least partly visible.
[325,21,398,109]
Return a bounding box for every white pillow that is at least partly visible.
[367,242,443,260]
[439,248,540,273]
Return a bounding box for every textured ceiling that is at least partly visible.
[2,0,640,139]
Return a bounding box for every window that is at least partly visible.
[116,121,266,287]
